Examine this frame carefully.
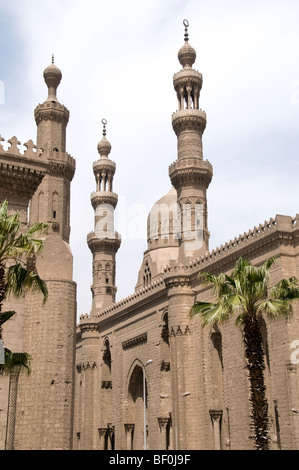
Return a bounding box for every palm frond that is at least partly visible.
[0,200,48,262]
[5,263,48,303]
[190,301,216,318]
[0,310,15,327]
[270,277,299,301]
[0,348,31,376]
[258,299,292,318]
[190,300,231,326]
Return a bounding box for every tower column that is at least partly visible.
[87,120,121,314]
[169,20,213,261]
[164,267,198,450]
[13,58,76,450]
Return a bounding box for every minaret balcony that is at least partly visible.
[34,101,69,125]
[93,158,116,174]
[173,68,202,91]
[87,231,121,254]
[91,191,118,210]
[172,109,206,136]
[169,158,213,188]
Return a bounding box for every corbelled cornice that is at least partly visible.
[172,109,206,135]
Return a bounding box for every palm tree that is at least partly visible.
[0,199,48,375]
[190,256,299,450]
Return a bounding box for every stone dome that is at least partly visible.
[135,187,179,291]
[43,63,62,89]
[97,136,112,158]
[178,41,196,69]
[147,187,179,249]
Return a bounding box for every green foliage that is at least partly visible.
[0,348,32,376]
[190,256,298,326]
[190,256,299,450]
[0,200,48,375]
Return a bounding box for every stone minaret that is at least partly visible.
[169,20,213,260]
[87,120,121,314]
[29,56,75,242]
[164,20,212,450]
[13,58,77,450]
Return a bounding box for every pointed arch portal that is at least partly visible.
[126,362,148,450]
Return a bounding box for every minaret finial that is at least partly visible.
[183,19,189,42]
[102,118,107,137]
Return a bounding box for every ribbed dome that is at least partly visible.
[135,187,179,291]
[178,41,196,68]
[147,187,179,247]
[97,136,112,158]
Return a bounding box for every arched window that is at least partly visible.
[143,261,151,287]
[52,191,58,219]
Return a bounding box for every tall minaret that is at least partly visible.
[169,20,213,260]
[29,55,75,242]
[87,120,121,314]
[14,58,76,450]
[164,21,213,450]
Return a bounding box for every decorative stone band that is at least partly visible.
[90,191,118,210]
[34,102,69,125]
[0,135,45,160]
[0,162,46,202]
[47,149,76,180]
[87,231,121,254]
[78,319,99,337]
[76,361,97,371]
[172,109,206,135]
[122,332,147,350]
[169,325,192,337]
[168,213,299,277]
[173,68,203,89]
[93,159,116,173]
[169,158,213,188]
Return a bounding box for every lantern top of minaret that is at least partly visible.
[43,54,62,102]
[97,118,112,159]
[178,19,196,69]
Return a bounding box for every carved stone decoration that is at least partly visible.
[209,409,223,450]
[101,380,112,389]
[122,333,147,350]
[160,361,170,371]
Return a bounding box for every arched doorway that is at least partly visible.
[126,362,148,450]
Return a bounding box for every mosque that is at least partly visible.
[0,20,298,450]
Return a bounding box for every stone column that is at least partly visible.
[286,362,299,449]
[209,410,222,450]
[98,428,107,450]
[124,424,134,450]
[164,266,197,450]
[5,367,20,450]
[158,417,170,450]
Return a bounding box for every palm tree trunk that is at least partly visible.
[5,366,21,450]
[0,263,6,340]
[243,311,269,450]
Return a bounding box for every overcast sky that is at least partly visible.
[0,0,298,318]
